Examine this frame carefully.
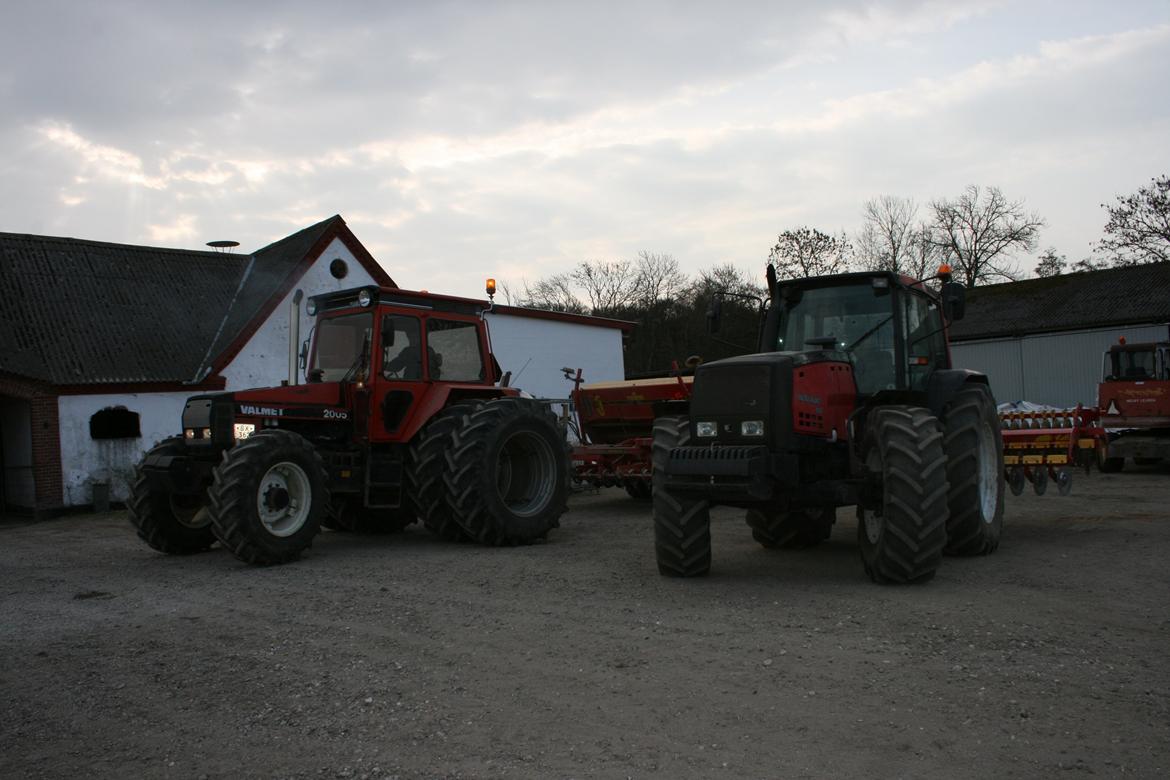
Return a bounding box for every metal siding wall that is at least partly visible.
[950,340,1024,404]
[952,324,1169,408]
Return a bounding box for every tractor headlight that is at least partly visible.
[696,421,717,437]
[233,423,256,440]
[357,289,372,307]
[184,428,196,440]
[306,299,318,316]
[741,420,765,437]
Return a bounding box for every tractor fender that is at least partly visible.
[926,369,989,417]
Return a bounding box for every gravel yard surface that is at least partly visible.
[2,466,1168,779]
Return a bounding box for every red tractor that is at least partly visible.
[1096,339,1170,471]
[654,265,1005,584]
[130,285,570,565]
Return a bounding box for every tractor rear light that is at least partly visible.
[696,421,717,437]
[234,423,256,440]
[741,420,765,437]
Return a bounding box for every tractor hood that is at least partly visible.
[181,383,355,444]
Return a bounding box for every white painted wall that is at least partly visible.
[220,238,380,391]
[57,391,193,506]
[485,312,626,399]
[1,398,34,508]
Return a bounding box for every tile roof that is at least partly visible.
[0,215,387,386]
[948,262,1170,342]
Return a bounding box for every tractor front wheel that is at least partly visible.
[208,429,329,565]
[857,406,948,584]
[746,507,834,549]
[941,384,1005,556]
[128,437,216,555]
[445,398,569,545]
[652,416,711,577]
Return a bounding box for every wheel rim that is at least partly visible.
[256,461,312,537]
[496,429,557,517]
[169,493,208,529]
[976,421,998,523]
[863,449,883,544]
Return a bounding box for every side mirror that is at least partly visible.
[942,281,966,321]
[298,339,310,370]
[706,296,723,334]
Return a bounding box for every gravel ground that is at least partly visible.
[2,465,1169,779]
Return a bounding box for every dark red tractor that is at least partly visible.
[130,285,569,565]
[653,265,1005,583]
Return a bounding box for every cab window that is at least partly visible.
[426,319,484,382]
[381,315,423,380]
[903,292,947,391]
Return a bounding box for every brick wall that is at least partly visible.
[0,374,63,516]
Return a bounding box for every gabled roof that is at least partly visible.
[0,216,394,387]
[948,262,1170,342]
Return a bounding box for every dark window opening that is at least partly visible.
[90,407,141,440]
[329,258,349,279]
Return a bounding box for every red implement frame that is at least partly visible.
[998,405,1106,495]
[567,367,692,493]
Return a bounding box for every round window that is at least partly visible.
[329,258,349,279]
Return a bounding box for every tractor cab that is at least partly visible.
[1099,340,1170,420]
[764,271,955,396]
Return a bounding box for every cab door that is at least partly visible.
[370,313,428,442]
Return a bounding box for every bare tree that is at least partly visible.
[856,196,944,280]
[768,227,852,279]
[1034,247,1067,278]
[929,185,1044,286]
[571,259,640,312]
[1097,174,1170,265]
[633,251,688,305]
[520,273,585,313]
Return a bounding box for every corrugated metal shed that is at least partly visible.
[952,324,1169,407]
[0,215,383,386]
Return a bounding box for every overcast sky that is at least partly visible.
[2,1,1167,299]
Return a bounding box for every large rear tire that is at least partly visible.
[128,437,216,555]
[652,416,711,577]
[408,402,481,543]
[746,507,834,549]
[857,406,948,584]
[445,398,569,545]
[941,384,1005,556]
[208,429,329,565]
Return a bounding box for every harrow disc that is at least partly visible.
[1008,467,1026,496]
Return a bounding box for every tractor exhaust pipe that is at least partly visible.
[289,289,303,385]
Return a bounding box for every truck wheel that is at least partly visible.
[746,507,834,549]
[208,429,329,565]
[128,437,216,555]
[652,416,711,577]
[446,398,569,545]
[1096,445,1124,473]
[857,406,948,584]
[408,402,482,543]
[941,384,1005,556]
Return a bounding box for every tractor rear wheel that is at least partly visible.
[941,384,1005,556]
[857,406,948,584]
[128,437,216,555]
[746,507,834,549]
[208,429,329,565]
[445,398,569,545]
[652,416,711,577]
[408,402,481,543]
